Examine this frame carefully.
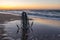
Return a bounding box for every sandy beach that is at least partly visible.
[0,13,60,40]
[0,13,21,24]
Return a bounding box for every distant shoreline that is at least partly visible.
[0,13,21,24]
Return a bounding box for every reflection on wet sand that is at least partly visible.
[33,18,60,27]
[3,19,60,40]
[0,25,16,40]
[0,25,6,40]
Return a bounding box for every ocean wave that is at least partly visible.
[0,10,60,20]
[27,10,60,20]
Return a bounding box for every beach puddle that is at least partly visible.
[0,19,60,40]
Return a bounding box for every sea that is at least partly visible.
[0,10,60,20]
[0,10,60,40]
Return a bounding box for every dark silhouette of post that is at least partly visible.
[21,12,29,40]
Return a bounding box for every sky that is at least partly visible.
[0,0,60,10]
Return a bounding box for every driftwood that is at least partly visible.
[21,12,29,40]
[16,12,34,40]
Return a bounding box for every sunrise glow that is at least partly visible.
[0,0,60,10]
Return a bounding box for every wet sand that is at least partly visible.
[0,13,21,24]
[3,20,60,40]
[33,18,60,27]
[0,13,21,40]
[0,13,60,40]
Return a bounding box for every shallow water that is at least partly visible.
[0,19,60,40]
